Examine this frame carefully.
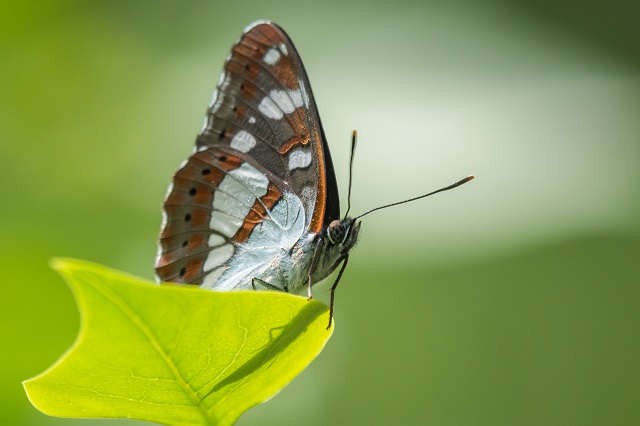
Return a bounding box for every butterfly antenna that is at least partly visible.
[354,175,475,220]
[343,130,358,219]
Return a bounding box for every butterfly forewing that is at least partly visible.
[198,21,339,231]
[156,21,339,286]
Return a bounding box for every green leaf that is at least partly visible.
[24,259,333,425]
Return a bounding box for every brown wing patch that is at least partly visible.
[233,182,283,243]
[279,133,311,154]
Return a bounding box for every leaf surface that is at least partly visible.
[24,259,332,425]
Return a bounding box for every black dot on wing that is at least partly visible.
[240,83,245,90]
[219,155,227,162]
[245,64,251,71]
[184,213,192,222]
[182,240,188,248]
[179,267,186,277]
[189,188,197,196]
[232,106,238,112]
[219,130,225,140]
[202,169,211,176]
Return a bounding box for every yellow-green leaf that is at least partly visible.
[24,259,333,425]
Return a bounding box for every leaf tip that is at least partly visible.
[22,376,43,410]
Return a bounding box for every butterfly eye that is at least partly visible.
[327,220,346,244]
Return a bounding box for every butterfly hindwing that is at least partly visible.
[156,148,238,283]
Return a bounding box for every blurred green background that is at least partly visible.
[2,0,639,424]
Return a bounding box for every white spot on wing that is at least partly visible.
[208,234,225,247]
[288,148,312,170]
[229,163,270,198]
[279,43,288,56]
[201,267,224,289]
[269,90,295,114]
[259,89,305,120]
[204,244,234,272]
[270,89,303,114]
[210,211,243,238]
[288,89,303,109]
[230,130,256,153]
[248,116,256,124]
[210,162,270,237]
[263,46,281,65]
[258,97,284,120]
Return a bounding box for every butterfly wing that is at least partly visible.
[155,21,340,287]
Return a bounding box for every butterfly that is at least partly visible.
[154,20,473,329]
[154,20,359,328]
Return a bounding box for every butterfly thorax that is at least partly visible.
[239,217,360,295]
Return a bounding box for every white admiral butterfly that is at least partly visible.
[155,21,473,328]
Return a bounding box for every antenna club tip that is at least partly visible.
[351,129,357,136]
[455,175,475,186]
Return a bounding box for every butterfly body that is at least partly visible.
[155,21,359,315]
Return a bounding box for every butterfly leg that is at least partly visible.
[251,277,287,292]
[307,236,326,300]
[327,255,350,330]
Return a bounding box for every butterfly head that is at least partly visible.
[326,218,361,254]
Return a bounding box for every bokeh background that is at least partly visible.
[3,0,639,424]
